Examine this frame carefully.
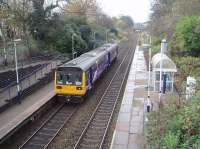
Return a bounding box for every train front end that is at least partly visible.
[54,67,86,102]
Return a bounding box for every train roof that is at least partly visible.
[59,44,117,71]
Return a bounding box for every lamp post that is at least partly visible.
[159,39,167,101]
[14,38,21,102]
[148,35,152,98]
[106,30,109,43]
[72,33,77,59]
[93,31,96,49]
[0,22,7,65]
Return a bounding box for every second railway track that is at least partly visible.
[2,42,135,149]
[73,47,135,149]
[19,104,77,149]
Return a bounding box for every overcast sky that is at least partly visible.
[98,0,151,23]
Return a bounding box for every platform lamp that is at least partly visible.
[14,38,22,102]
[72,33,77,59]
[0,22,7,66]
[106,30,109,43]
[159,39,168,103]
[147,34,152,99]
[93,31,97,49]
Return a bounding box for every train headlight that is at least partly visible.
[57,86,62,89]
[76,87,82,90]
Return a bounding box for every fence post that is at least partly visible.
[41,67,43,77]
[35,72,36,80]
[28,75,30,86]
[20,81,22,91]
[8,87,11,100]
[46,64,48,73]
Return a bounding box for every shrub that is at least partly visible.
[162,131,179,149]
[171,16,200,56]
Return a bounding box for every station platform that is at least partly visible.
[0,81,55,144]
[0,60,59,112]
[110,46,159,149]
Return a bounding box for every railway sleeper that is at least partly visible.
[99,103,113,107]
[50,116,67,122]
[56,113,70,118]
[104,93,119,97]
[97,109,113,114]
[87,128,105,134]
[86,128,105,135]
[99,107,113,111]
[31,133,52,140]
[96,113,111,118]
[25,143,44,149]
[49,119,66,125]
[108,88,121,92]
[31,136,47,142]
[102,99,115,103]
[91,120,107,126]
[38,129,58,136]
[82,138,101,144]
[100,103,114,107]
[46,123,61,129]
[29,138,49,145]
[84,136,103,142]
[80,143,99,149]
[93,117,109,122]
[38,131,54,137]
[85,132,103,139]
[42,127,58,132]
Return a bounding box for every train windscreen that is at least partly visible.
[56,67,82,86]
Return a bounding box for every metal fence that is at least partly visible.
[0,61,60,103]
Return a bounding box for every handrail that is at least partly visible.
[0,62,52,93]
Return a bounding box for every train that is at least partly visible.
[54,43,119,102]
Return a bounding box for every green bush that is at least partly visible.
[162,131,179,149]
[171,16,200,56]
[53,24,87,54]
[147,96,200,149]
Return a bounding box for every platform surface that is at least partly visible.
[110,46,159,149]
[0,81,55,142]
[0,60,59,108]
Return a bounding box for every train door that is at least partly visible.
[108,52,111,66]
[89,68,93,89]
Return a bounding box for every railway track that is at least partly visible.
[73,47,135,149]
[19,104,77,149]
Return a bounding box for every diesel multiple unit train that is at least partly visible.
[54,43,119,102]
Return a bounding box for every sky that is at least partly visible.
[98,0,151,23]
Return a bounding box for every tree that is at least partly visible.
[149,0,200,39]
[64,0,98,17]
[53,24,87,54]
[172,16,200,56]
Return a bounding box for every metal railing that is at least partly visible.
[0,61,60,102]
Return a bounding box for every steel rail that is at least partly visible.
[19,104,77,149]
[73,47,134,149]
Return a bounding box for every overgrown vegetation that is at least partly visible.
[147,0,200,148]
[147,96,200,149]
[172,16,200,56]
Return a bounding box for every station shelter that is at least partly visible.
[151,53,177,92]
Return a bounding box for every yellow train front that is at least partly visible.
[54,44,118,102]
[55,67,87,102]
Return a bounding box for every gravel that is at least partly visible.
[48,42,132,149]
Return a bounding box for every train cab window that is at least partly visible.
[57,68,82,86]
